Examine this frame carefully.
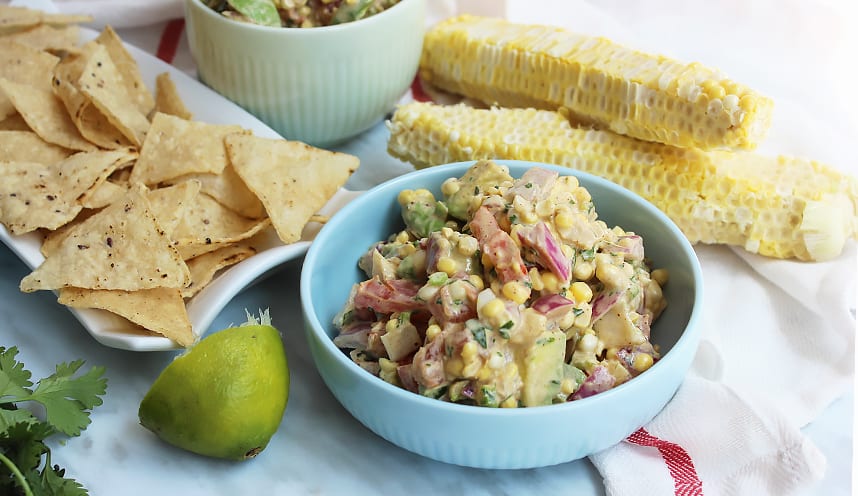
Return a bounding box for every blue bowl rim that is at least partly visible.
[300,159,704,418]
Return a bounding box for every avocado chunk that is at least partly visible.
[521,329,566,407]
[445,160,513,220]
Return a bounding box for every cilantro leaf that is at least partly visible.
[28,361,107,437]
[0,346,106,496]
[24,452,88,496]
[0,347,33,400]
[0,421,51,472]
[0,407,38,434]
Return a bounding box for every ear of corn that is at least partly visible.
[387,101,858,262]
[419,15,774,151]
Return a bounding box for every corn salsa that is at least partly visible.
[204,0,401,28]
[333,161,668,407]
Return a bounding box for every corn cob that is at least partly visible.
[419,15,774,151]
[387,101,858,262]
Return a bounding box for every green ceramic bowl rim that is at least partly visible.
[186,0,423,35]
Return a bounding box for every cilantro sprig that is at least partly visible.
[0,346,107,496]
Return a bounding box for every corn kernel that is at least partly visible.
[573,261,594,281]
[394,230,410,244]
[481,298,505,318]
[462,357,482,377]
[651,268,669,286]
[571,281,593,303]
[560,378,576,396]
[436,256,456,275]
[425,324,442,342]
[535,199,553,217]
[399,243,416,256]
[555,211,575,229]
[500,396,518,408]
[488,352,505,369]
[417,284,438,303]
[468,274,485,291]
[633,353,654,372]
[605,347,619,359]
[701,80,726,100]
[397,189,415,205]
[541,271,559,293]
[477,365,492,381]
[448,281,467,301]
[502,281,531,304]
[596,262,628,289]
[461,341,478,359]
[528,267,544,291]
[481,251,494,268]
[441,177,460,197]
[578,333,598,352]
[457,236,479,256]
[557,309,576,329]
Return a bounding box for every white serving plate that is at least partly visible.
[0,27,361,351]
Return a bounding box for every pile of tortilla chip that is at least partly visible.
[0,6,360,347]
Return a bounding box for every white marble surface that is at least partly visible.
[1,0,855,495]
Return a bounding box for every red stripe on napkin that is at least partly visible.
[626,428,704,496]
[156,19,185,64]
[410,76,432,102]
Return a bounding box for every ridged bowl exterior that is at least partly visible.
[184,0,426,147]
[301,160,704,469]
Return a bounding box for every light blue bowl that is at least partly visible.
[300,160,703,469]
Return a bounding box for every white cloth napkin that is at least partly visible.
[9,0,856,494]
[591,243,855,496]
[49,0,184,28]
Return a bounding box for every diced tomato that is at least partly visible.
[354,276,424,314]
[470,206,530,285]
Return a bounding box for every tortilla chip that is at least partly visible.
[40,207,101,257]
[79,179,127,209]
[95,25,154,116]
[0,160,80,234]
[0,147,135,233]
[169,163,266,219]
[0,130,72,164]
[58,286,194,346]
[182,243,257,298]
[2,24,80,52]
[0,40,59,120]
[52,43,131,150]
[0,78,95,151]
[0,112,29,131]
[77,44,150,146]
[152,72,192,120]
[19,185,190,292]
[145,179,201,237]
[0,6,42,32]
[171,192,271,259]
[0,7,90,35]
[59,146,137,195]
[130,112,247,185]
[225,135,359,244]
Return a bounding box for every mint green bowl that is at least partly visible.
[184,0,426,147]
